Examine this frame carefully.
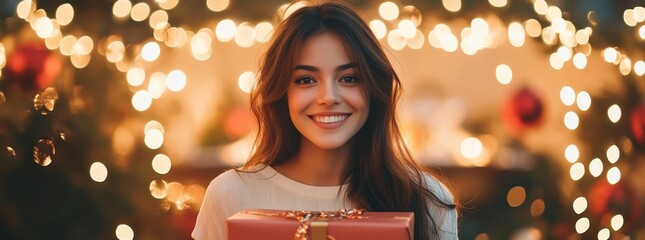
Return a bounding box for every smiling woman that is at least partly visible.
[192,1,458,240]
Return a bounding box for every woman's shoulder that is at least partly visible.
[421,171,455,204]
[205,164,272,194]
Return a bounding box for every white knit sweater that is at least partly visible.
[192,164,458,239]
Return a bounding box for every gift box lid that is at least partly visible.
[227,209,414,240]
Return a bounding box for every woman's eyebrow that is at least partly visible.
[294,63,357,72]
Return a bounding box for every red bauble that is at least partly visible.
[502,88,544,134]
[588,180,642,231]
[6,42,62,90]
[629,104,645,145]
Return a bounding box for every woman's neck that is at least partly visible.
[274,137,352,186]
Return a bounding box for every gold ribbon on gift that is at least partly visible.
[280,209,364,240]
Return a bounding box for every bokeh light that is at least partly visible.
[90,162,108,182]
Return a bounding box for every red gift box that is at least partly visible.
[227,209,414,240]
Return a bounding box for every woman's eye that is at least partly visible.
[340,75,357,84]
[295,76,315,84]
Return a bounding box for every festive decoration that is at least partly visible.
[630,103,645,145]
[588,180,642,232]
[0,0,644,239]
[5,42,62,90]
[502,87,544,134]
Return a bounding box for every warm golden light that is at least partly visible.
[557,46,572,61]
[127,67,146,86]
[34,17,54,38]
[530,199,545,217]
[406,30,424,49]
[152,154,172,174]
[71,53,91,69]
[602,47,618,63]
[560,86,575,106]
[149,179,168,199]
[564,144,579,163]
[564,111,579,130]
[508,22,525,47]
[76,36,94,55]
[56,4,74,26]
[144,129,164,149]
[507,186,526,207]
[624,9,637,27]
[112,0,132,18]
[254,22,274,43]
[597,228,610,240]
[606,145,619,163]
[113,126,135,158]
[634,60,645,76]
[607,167,621,184]
[576,91,591,111]
[398,19,417,39]
[489,0,507,8]
[635,6,645,22]
[570,162,584,181]
[549,52,564,70]
[607,104,622,123]
[130,2,150,22]
[573,53,587,69]
[141,42,161,62]
[370,20,387,39]
[575,30,590,45]
[115,224,134,240]
[238,71,255,94]
[542,27,557,45]
[106,40,125,63]
[17,0,35,19]
[158,0,179,10]
[379,2,399,21]
[60,35,77,56]
[460,137,483,159]
[611,214,624,231]
[524,19,542,37]
[533,0,547,15]
[0,44,5,68]
[234,23,255,48]
[145,120,165,134]
[640,25,645,40]
[148,72,167,99]
[90,162,108,182]
[589,158,603,177]
[575,217,590,234]
[149,10,168,29]
[166,70,187,92]
[495,64,512,85]
[282,1,307,20]
[442,0,461,12]
[215,19,236,42]
[551,18,566,33]
[191,30,213,61]
[619,58,632,75]
[387,30,407,50]
[573,197,587,214]
[546,6,562,21]
[207,0,230,12]
[132,90,152,111]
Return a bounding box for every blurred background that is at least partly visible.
[1,0,644,239]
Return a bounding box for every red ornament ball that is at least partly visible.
[6,42,62,90]
[502,88,544,133]
[588,180,642,231]
[629,104,645,145]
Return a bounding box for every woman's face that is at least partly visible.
[287,32,370,150]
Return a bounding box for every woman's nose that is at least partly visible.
[316,81,341,106]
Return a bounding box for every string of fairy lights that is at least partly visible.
[2,0,644,239]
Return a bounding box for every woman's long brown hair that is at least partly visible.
[244,1,458,239]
